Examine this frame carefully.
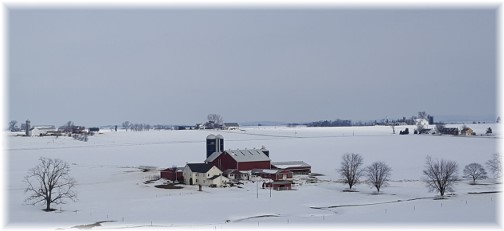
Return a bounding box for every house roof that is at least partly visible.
[206,149,270,163]
[272,161,311,169]
[186,163,215,173]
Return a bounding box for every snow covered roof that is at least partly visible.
[271,161,311,169]
[206,149,270,163]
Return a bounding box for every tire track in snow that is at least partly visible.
[310,196,434,209]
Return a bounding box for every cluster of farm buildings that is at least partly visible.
[160,134,311,190]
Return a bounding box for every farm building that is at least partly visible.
[205,149,271,171]
[205,134,271,171]
[263,181,292,191]
[441,127,459,135]
[461,127,474,136]
[30,125,56,136]
[160,167,184,182]
[271,161,311,174]
[251,169,293,181]
[222,169,249,181]
[223,123,240,130]
[182,163,229,187]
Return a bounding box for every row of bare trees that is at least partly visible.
[338,153,391,193]
[338,153,501,196]
[121,121,152,131]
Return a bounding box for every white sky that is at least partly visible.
[7,7,497,126]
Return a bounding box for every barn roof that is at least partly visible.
[206,149,270,163]
[186,163,214,173]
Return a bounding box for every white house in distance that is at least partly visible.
[182,163,229,187]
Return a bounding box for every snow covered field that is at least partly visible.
[4,124,502,229]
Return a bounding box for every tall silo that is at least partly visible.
[206,134,217,158]
[25,119,32,136]
[216,134,224,152]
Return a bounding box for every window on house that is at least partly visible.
[196,179,198,183]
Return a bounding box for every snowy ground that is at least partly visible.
[4,124,502,230]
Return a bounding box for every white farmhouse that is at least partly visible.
[183,163,229,187]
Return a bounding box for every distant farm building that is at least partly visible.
[160,167,184,183]
[461,127,474,136]
[30,125,56,136]
[182,163,229,187]
[223,123,240,130]
[440,127,459,135]
[205,134,271,171]
[271,161,311,174]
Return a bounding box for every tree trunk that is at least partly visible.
[46,199,51,211]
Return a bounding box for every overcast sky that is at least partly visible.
[8,7,497,126]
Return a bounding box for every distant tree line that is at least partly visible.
[306,119,352,127]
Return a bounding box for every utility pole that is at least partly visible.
[256,181,258,199]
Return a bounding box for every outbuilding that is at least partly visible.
[251,169,293,181]
[271,161,311,175]
[222,169,250,182]
[160,167,184,183]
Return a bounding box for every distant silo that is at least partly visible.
[207,134,225,158]
[25,119,32,136]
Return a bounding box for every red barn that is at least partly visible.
[205,149,271,171]
[160,167,184,183]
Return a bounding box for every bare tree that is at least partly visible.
[463,163,487,184]
[435,123,446,134]
[61,121,74,133]
[418,111,428,120]
[207,114,223,126]
[422,156,458,197]
[338,153,364,190]
[24,157,77,211]
[9,120,18,131]
[122,121,131,131]
[365,161,392,193]
[486,153,501,179]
